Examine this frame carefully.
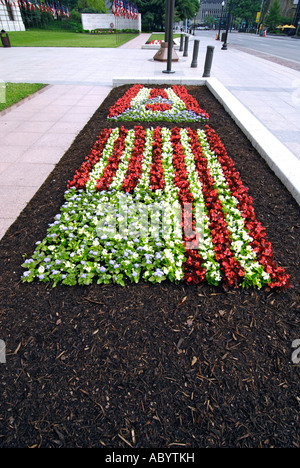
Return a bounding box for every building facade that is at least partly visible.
[196,0,225,24]
[277,0,298,18]
[196,0,298,24]
[0,1,25,31]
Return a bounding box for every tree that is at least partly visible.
[78,0,106,13]
[265,0,281,29]
[230,0,262,27]
[176,0,200,21]
[134,0,200,31]
[134,0,165,30]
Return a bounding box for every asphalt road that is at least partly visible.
[195,30,300,65]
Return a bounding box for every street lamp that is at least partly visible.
[221,0,233,50]
[217,1,225,40]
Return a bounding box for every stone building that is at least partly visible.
[277,0,297,18]
[0,1,25,31]
[196,0,298,24]
[196,0,225,24]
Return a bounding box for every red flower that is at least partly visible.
[204,125,290,290]
[170,127,206,284]
[145,102,172,112]
[96,127,128,192]
[108,84,144,118]
[187,128,245,288]
[172,85,209,120]
[67,128,112,190]
[149,127,165,191]
[122,126,147,193]
[149,88,169,100]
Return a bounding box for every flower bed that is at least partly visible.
[147,40,162,45]
[107,85,210,123]
[21,124,289,290]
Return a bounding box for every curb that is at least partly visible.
[206,77,300,206]
[112,76,300,206]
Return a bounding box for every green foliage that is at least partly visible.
[0,83,45,112]
[175,0,200,20]
[134,0,201,31]
[265,0,281,29]
[77,0,106,13]
[7,30,138,47]
[231,0,262,24]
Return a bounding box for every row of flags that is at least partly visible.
[1,0,70,18]
[112,0,138,20]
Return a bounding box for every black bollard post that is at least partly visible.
[163,0,176,74]
[191,39,200,68]
[164,0,170,43]
[203,45,215,77]
[183,35,189,57]
[179,33,184,51]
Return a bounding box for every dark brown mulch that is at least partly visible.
[0,85,299,449]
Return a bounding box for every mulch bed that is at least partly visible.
[0,85,299,449]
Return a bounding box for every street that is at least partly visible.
[195,30,300,65]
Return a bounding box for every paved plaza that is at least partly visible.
[0,31,300,239]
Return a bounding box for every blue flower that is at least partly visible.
[153,268,164,277]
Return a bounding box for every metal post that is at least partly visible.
[179,33,184,51]
[221,0,233,50]
[191,39,200,68]
[217,1,225,40]
[165,0,170,43]
[203,45,215,77]
[293,0,300,27]
[183,34,189,57]
[163,0,175,74]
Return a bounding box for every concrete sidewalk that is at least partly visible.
[0,84,111,239]
[1,32,299,157]
[0,31,299,239]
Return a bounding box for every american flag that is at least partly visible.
[27,0,35,10]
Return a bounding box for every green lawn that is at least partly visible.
[6,30,139,48]
[0,83,45,112]
[147,33,181,42]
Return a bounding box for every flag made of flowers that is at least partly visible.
[22,125,290,290]
[108,85,210,123]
